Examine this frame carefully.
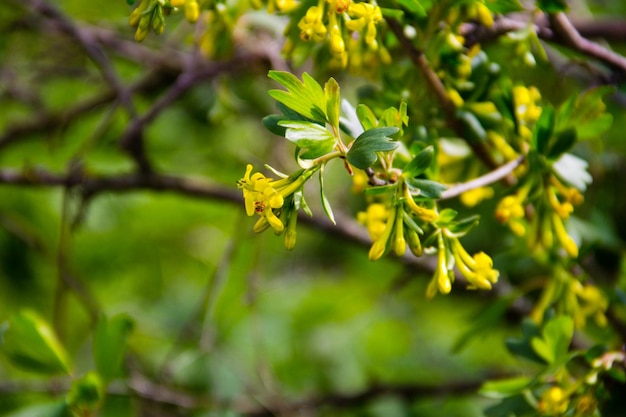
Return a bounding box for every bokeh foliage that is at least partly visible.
[1,0,626,416]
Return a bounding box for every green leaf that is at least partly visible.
[530,316,574,364]
[319,165,335,224]
[457,110,487,143]
[537,0,568,13]
[484,394,536,417]
[93,314,134,382]
[532,105,555,155]
[393,0,426,15]
[262,114,287,137]
[364,184,398,195]
[446,215,480,237]
[279,120,337,159]
[480,376,532,398]
[1,310,71,375]
[546,128,576,160]
[346,127,399,170]
[484,0,523,13]
[434,208,457,226]
[558,86,614,140]
[4,401,71,417]
[268,71,327,123]
[356,104,378,131]
[403,146,434,178]
[67,372,105,410]
[406,178,447,199]
[325,78,341,130]
[453,295,516,353]
[505,319,545,364]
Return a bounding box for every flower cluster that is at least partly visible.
[237,165,314,243]
[513,85,542,139]
[294,0,386,69]
[426,232,499,299]
[496,174,583,258]
[129,0,199,42]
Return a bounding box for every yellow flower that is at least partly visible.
[513,85,542,138]
[426,234,452,299]
[460,186,494,207]
[238,165,285,232]
[238,165,313,234]
[357,203,389,241]
[573,282,608,328]
[451,238,499,290]
[298,6,327,41]
[403,185,438,222]
[345,3,382,49]
[328,0,350,13]
[538,386,569,416]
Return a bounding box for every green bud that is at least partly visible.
[406,228,422,257]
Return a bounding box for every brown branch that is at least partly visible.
[549,12,626,79]
[440,155,524,200]
[385,18,500,171]
[463,14,626,81]
[23,0,137,117]
[0,72,166,152]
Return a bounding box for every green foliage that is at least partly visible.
[1,0,625,416]
[346,127,400,169]
[1,311,71,375]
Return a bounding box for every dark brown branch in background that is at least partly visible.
[549,12,626,80]
[385,18,500,171]
[22,0,137,118]
[463,13,626,82]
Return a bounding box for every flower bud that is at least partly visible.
[185,0,199,23]
[406,228,422,257]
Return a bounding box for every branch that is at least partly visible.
[0,72,166,152]
[23,0,137,117]
[549,12,626,79]
[440,155,524,200]
[385,18,500,171]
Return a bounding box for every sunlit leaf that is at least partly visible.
[325,78,341,130]
[1,311,71,375]
[268,71,327,123]
[93,314,134,382]
[279,120,337,159]
[403,146,434,178]
[319,164,335,224]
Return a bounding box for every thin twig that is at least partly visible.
[440,155,524,200]
[549,12,626,79]
[23,0,137,118]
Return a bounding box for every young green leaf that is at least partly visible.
[93,314,134,382]
[446,215,480,237]
[325,78,341,130]
[346,127,399,170]
[279,120,337,159]
[457,110,487,143]
[1,310,71,375]
[406,178,447,199]
[67,372,105,411]
[393,0,426,16]
[480,376,532,399]
[532,105,555,155]
[356,104,378,131]
[546,128,576,160]
[537,0,568,12]
[530,315,574,364]
[403,146,434,178]
[319,165,336,224]
[268,71,327,124]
